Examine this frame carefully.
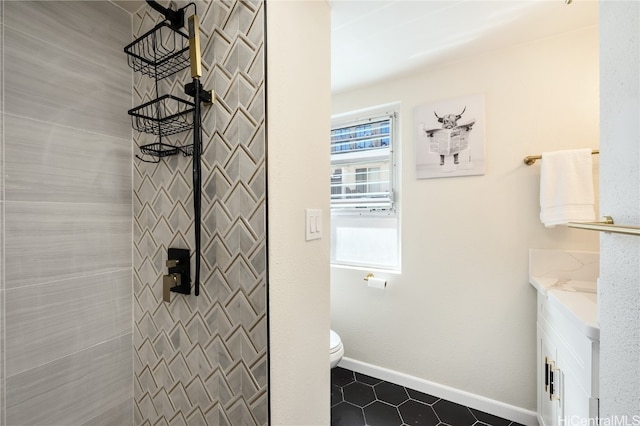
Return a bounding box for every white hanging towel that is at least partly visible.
[539,148,596,227]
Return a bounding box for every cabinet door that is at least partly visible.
[538,324,563,426]
[561,358,599,424]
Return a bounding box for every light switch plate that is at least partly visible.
[305,209,322,241]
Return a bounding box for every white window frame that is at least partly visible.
[330,103,401,272]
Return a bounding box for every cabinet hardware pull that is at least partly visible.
[549,366,554,401]
[549,363,561,402]
[544,357,550,393]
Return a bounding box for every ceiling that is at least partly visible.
[331,0,598,93]
[111,1,599,93]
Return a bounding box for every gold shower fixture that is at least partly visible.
[188,14,202,79]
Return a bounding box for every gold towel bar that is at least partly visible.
[568,216,640,236]
[524,150,599,166]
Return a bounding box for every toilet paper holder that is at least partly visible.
[364,273,387,289]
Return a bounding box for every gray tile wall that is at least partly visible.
[1,2,4,425]
[1,2,133,425]
[131,1,267,424]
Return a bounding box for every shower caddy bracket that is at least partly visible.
[145,0,184,30]
[125,1,212,299]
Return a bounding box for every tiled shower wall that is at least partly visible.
[1,2,133,425]
[1,1,4,421]
[132,1,267,424]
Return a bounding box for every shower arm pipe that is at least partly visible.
[192,78,202,296]
[187,70,213,297]
[185,13,212,297]
[189,13,202,297]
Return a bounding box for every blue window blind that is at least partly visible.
[330,119,390,154]
[330,115,394,210]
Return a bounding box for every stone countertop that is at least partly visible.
[530,275,599,340]
[529,249,599,341]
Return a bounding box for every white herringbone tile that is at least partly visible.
[131,1,267,424]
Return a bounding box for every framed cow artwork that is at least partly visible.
[414,94,485,179]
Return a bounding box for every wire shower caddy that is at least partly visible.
[125,21,194,162]
[125,22,190,81]
[126,0,210,300]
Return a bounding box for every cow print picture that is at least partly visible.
[414,94,485,179]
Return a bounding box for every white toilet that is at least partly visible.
[330,329,344,368]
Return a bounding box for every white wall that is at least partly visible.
[599,0,640,418]
[266,1,331,425]
[331,26,599,412]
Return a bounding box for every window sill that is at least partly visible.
[330,263,401,275]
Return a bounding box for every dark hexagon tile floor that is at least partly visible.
[331,367,525,426]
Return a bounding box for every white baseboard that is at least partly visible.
[338,357,538,426]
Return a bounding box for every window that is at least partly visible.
[330,105,400,271]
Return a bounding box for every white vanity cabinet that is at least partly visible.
[536,291,599,426]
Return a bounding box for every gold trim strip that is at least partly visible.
[568,216,640,236]
[524,149,599,166]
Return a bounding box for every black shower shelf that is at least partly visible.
[139,142,179,157]
[128,94,195,136]
[138,142,192,158]
[124,22,190,80]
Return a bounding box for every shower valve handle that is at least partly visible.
[163,248,191,302]
[162,273,180,303]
